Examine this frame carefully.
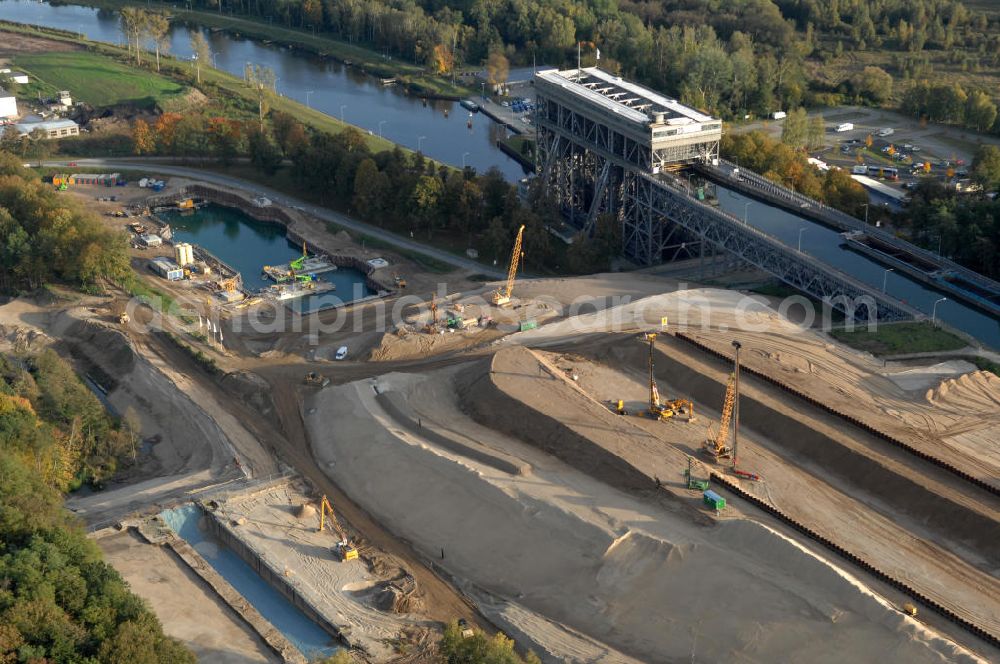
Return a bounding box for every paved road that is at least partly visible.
[42,158,506,279]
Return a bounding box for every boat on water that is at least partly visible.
[461,99,479,112]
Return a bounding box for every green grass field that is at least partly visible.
[829,321,968,356]
[15,51,188,109]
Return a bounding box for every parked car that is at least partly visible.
[335,346,348,360]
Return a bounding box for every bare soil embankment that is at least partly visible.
[306,350,985,663]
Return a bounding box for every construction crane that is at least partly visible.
[644,333,695,421]
[703,372,735,460]
[492,224,525,306]
[290,241,307,271]
[319,495,358,561]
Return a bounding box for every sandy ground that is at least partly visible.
[97,529,278,663]
[304,356,986,663]
[210,481,431,660]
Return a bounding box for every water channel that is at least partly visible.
[715,185,1000,349]
[161,504,340,660]
[160,204,375,311]
[0,0,527,180]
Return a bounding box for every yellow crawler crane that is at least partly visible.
[492,224,525,306]
[704,373,735,460]
[645,333,695,421]
[319,495,358,561]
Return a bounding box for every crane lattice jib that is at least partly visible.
[502,225,526,299]
[647,333,660,409]
[715,373,736,449]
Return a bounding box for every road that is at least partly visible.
[42,158,506,279]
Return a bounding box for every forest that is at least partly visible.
[0,348,193,663]
[0,155,132,294]
[174,0,1000,129]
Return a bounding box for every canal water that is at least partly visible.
[715,185,1000,349]
[0,0,526,179]
[160,204,375,309]
[161,504,340,660]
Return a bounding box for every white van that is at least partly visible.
[335,346,348,360]
[836,122,854,132]
[771,111,787,120]
[877,127,894,137]
[852,164,868,174]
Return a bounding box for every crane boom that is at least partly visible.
[704,373,735,459]
[493,225,525,306]
[319,495,358,561]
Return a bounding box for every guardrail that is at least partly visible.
[675,332,999,497]
[709,471,999,648]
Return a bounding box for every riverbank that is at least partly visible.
[61,0,474,99]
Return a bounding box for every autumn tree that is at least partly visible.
[246,64,276,130]
[850,66,893,104]
[145,12,170,72]
[430,44,454,75]
[486,50,509,94]
[132,118,155,154]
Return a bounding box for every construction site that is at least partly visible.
[6,69,998,662]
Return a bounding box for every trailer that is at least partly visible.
[703,490,726,511]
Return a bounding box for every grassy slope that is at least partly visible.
[15,51,187,109]
[829,321,968,355]
[70,0,473,98]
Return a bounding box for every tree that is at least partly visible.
[411,175,443,237]
[145,12,170,72]
[248,128,282,175]
[965,90,998,132]
[850,66,893,104]
[190,31,211,84]
[119,7,146,65]
[807,114,826,149]
[972,145,1000,192]
[246,64,276,130]
[781,108,808,147]
[132,119,155,155]
[486,50,509,94]
[352,158,381,217]
[430,44,454,75]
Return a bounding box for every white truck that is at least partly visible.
[836,122,854,132]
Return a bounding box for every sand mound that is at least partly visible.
[296,502,317,520]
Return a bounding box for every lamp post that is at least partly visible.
[882,268,894,293]
[462,152,470,168]
[305,90,314,109]
[340,105,347,122]
[378,120,387,139]
[418,135,426,152]
[798,227,806,252]
[932,297,947,323]
[862,203,869,225]
[743,202,752,224]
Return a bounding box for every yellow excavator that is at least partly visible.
[645,333,695,421]
[319,495,358,561]
[492,225,525,306]
[703,373,735,460]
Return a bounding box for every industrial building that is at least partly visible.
[10,119,80,140]
[150,257,183,281]
[175,242,195,267]
[0,88,16,120]
[138,233,163,248]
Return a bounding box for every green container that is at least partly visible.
[703,490,726,510]
[519,320,538,332]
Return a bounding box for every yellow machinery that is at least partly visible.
[177,198,195,209]
[319,495,358,561]
[218,277,238,292]
[492,224,525,306]
[704,373,735,460]
[394,274,407,288]
[645,333,695,421]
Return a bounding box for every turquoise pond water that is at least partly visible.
[160,204,375,311]
[160,504,340,659]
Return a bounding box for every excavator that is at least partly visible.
[290,241,308,272]
[703,372,735,461]
[644,333,695,422]
[319,495,358,561]
[492,225,525,306]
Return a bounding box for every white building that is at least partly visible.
[9,119,79,139]
[0,88,16,120]
[5,72,29,85]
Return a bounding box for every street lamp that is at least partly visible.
[340,105,347,122]
[743,202,752,224]
[305,90,314,109]
[882,268,894,293]
[862,203,869,225]
[418,135,426,152]
[798,227,806,252]
[932,297,947,323]
[378,120,387,139]
[462,152,470,168]
[211,51,218,68]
